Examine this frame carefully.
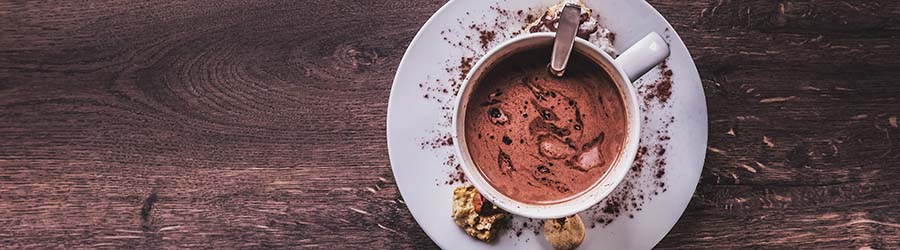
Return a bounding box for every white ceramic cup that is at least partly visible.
[451,32,669,219]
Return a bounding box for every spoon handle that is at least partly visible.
[549,4,581,77]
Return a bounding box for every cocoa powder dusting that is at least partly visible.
[507,218,544,241]
[642,61,673,103]
[656,64,674,102]
[478,30,497,50]
[458,56,475,82]
[420,133,454,149]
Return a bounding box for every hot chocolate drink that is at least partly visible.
[464,46,628,204]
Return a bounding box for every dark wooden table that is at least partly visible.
[2,0,900,249]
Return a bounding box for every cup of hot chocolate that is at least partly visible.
[452,31,669,219]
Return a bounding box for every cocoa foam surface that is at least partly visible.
[464,47,628,204]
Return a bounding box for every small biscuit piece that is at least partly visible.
[544,215,586,250]
[452,185,508,241]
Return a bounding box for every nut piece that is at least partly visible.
[452,185,509,242]
[544,215,586,250]
[472,192,485,214]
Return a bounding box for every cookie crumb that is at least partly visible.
[452,185,509,241]
[543,214,586,250]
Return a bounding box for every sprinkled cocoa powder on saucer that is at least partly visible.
[457,56,475,82]
[478,30,497,50]
[642,61,674,103]
[420,133,454,149]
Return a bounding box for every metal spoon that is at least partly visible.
[548,3,581,77]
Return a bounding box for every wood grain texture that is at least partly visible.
[650,0,900,249]
[2,0,441,248]
[1,0,899,249]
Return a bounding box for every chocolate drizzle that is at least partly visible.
[528,114,571,138]
[530,164,570,193]
[497,149,515,175]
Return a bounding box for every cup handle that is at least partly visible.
[614,32,670,82]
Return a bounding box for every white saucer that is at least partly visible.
[387,0,707,249]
